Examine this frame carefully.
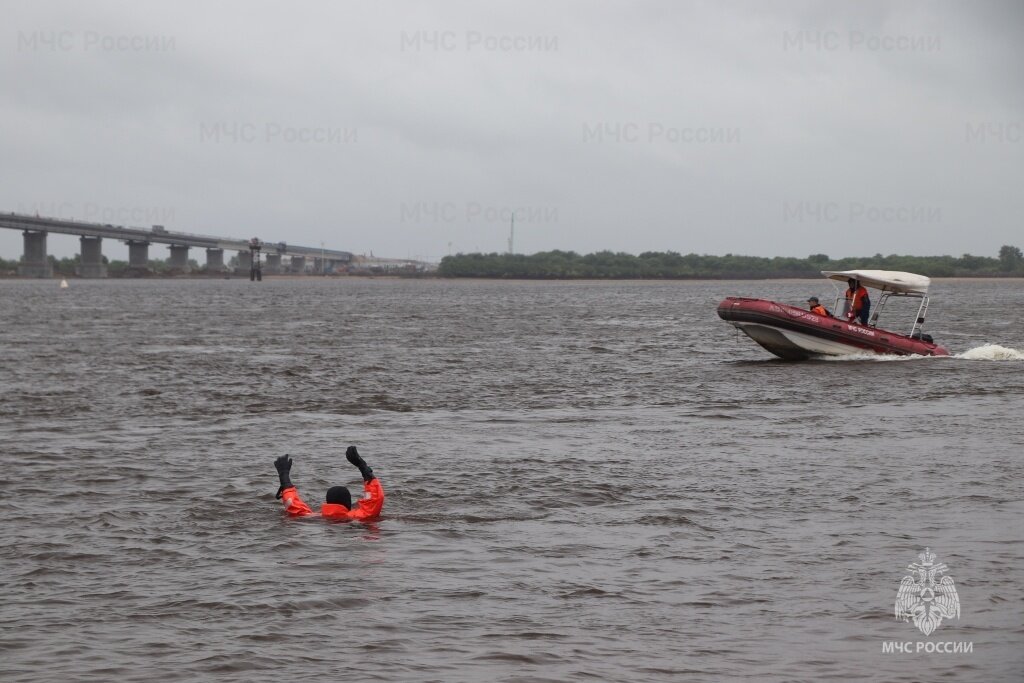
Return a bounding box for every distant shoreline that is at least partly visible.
[6,247,1023,280]
[435,249,1024,279]
[3,274,1024,283]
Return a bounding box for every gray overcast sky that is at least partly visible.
[1,0,1021,262]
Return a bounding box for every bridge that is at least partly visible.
[0,211,354,277]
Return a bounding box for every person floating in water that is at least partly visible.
[274,446,384,520]
[806,296,831,317]
[844,278,871,325]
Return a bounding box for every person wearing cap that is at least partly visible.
[844,278,871,325]
[273,446,384,521]
[807,296,831,317]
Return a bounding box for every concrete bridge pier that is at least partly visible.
[78,236,107,278]
[127,240,150,270]
[236,250,252,274]
[205,248,225,272]
[168,244,191,272]
[264,253,282,274]
[18,230,53,277]
[290,256,306,273]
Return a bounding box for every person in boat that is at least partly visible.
[807,296,831,317]
[273,446,384,521]
[844,278,871,325]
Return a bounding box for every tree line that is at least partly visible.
[3,246,1023,279]
[0,255,202,276]
[439,246,1024,279]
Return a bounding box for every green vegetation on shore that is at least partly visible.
[439,246,1024,279]
[0,255,202,277]
[3,246,1023,279]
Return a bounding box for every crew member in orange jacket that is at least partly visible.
[273,446,384,521]
[844,278,871,325]
[807,296,831,317]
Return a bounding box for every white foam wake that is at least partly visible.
[955,344,1024,361]
[820,352,920,362]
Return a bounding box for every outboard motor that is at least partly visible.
[911,330,935,344]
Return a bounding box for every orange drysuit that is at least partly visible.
[279,479,385,521]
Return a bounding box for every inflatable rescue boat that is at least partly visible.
[718,270,950,360]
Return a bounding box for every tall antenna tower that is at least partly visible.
[507,212,515,254]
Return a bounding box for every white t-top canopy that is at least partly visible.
[821,269,931,295]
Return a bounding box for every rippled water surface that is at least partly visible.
[1,278,1022,682]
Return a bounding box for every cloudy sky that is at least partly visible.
[1,0,1021,262]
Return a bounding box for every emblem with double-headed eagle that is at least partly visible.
[895,548,960,636]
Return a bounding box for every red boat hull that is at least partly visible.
[717,297,950,360]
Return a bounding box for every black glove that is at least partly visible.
[274,454,293,499]
[346,446,375,482]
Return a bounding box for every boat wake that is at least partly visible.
[819,343,1024,362]
[954,344,1024,361]
[819,352,921,362]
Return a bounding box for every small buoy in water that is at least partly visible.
[60,279,69,289]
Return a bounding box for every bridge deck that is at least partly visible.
[0,212,352,260]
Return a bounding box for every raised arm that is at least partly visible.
[346,446,384,519]
[274,454,313,517]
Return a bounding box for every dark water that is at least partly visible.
[1,278,1022,682]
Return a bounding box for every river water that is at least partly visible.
[1,278,1022,682]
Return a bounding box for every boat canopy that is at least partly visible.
[821,269,931,295]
